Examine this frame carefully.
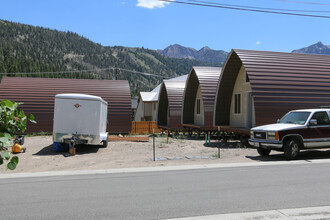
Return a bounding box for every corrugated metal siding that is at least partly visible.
[214,49,330,127]
[182,66,222,130]
[157,80,186,130]
[0,77,132,133]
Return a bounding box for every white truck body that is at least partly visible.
[53,93,108,145]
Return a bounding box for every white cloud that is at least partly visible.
[137,0,172,9]
[256,41,261,45]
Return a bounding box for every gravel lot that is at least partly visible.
[4,135,330,173]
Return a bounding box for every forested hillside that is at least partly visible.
[0,19,214,96]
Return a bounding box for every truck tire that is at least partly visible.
[284,139,300,160]
[257,148,271,156]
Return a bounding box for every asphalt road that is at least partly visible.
[1,162,330,220]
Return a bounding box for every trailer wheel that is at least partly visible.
[257,148,271,156]
[102,139,108,148]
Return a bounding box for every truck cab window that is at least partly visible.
[311,112,330,125]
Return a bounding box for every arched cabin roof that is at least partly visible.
[157,80,186,130]
[0,77,132,134]
[182,66,222,130]
[214,49,330,126]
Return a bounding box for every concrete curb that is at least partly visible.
[165,205,330,220]
[2,158,330,179]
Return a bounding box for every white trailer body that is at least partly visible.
[53,94,108,145]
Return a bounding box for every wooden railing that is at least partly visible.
[130,121,162,134]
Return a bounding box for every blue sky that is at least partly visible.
[0,0,329,52]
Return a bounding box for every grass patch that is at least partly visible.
[160,139,172,144]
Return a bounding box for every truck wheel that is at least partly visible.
[257,148,271,156]
[284,139,300,160]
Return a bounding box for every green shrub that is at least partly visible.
[0,99,36,170]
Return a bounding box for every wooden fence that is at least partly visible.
[130,121,162,134]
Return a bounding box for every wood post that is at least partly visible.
[70,147,76,156]
[167,130,169,144]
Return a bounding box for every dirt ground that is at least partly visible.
[4,135,330,173]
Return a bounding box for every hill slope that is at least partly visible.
[0,20,212,96]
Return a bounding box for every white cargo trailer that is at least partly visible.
[53,94,108,149]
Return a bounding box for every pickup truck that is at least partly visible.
[249,108,330,159]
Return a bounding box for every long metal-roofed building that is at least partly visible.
[0,77,132,134]
[214,49,330,134]
[182,66,222,131]
[157,75,187,131]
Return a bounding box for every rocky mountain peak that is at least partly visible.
[199,46,211,52]
[292,41,330,55]
[159,44,228,65]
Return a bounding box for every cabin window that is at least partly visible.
[234,94,241,114]
[196,99,201,115]
[245,72,250,83]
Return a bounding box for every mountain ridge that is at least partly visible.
[292,41,330,55]
[158,44,228,65]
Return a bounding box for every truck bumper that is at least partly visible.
[249,139,283,149]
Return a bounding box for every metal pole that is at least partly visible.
[208,131,211,144]
[153,128,155,161]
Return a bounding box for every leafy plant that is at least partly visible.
[0,99,36,170]
[0,132,11,148]
[0,99,36,136]
[0,150,19,170]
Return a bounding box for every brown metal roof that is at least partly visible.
[0,77,132,134]
[182,66,222,130]
[157,80,186,130]
[214,49,330,127]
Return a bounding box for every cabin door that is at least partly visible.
[246,92,253,128]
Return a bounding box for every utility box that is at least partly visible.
[53,94,108,148]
